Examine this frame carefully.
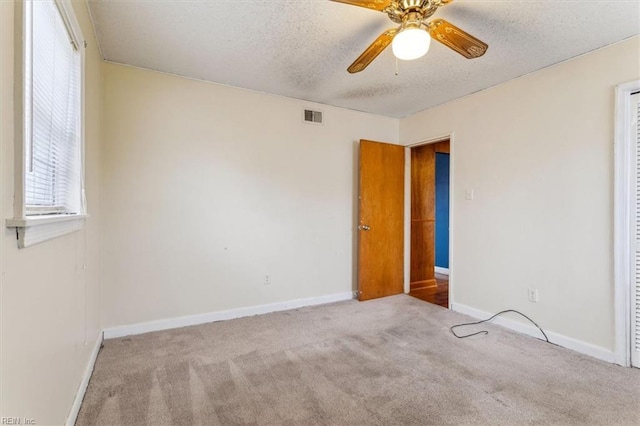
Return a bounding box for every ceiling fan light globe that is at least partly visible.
[391,28,431,60]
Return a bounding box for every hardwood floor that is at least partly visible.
[409,273,448,308]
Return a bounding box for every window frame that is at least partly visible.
[6,0,88,248]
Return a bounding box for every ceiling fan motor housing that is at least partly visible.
[402,0,427,9]
[386,0,449,24]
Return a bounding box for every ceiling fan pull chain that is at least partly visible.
[395,57,399,76]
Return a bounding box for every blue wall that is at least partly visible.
[435,153,450,268]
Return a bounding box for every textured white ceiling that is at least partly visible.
[88,0,640,118]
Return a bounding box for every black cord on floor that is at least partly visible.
[450,310,550,343]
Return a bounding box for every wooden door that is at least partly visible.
[358,140,405,301]
[410,144,436,290]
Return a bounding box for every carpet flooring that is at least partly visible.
[77,295,640,425]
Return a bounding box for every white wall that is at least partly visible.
[0,1,103,424]
[102,62,399,328]
[401,37,640,352]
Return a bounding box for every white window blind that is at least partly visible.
[26,0,83,215]
[633,91,640,368]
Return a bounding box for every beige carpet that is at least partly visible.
[77,295,640,425]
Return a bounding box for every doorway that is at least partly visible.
[408,139,450,308]
[614,81,640,367]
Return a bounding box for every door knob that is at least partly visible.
[358,225,371,231]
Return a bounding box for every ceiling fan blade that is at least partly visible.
[428,19,488,59]
[330,0,392,12]
[348,28,397,73]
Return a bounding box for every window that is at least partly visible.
[6,0,86,247]
[26,0,83,215]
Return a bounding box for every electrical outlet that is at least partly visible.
[264,275,270,285]
[527,288,539,303]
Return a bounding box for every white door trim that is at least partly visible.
[404,133,455,308]
[613,80,640,367]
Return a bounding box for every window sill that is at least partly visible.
[6,214,88,248]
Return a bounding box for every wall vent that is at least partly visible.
[303,109,323,124]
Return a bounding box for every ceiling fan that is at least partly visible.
[331,0,488,73]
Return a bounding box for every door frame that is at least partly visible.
[404,133,455,307]
[614,80,640,367]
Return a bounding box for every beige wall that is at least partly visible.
[401,37,640,351]
[0,1,103,424]
[101,62,399,328]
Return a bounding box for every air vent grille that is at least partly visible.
[304,109,323,124]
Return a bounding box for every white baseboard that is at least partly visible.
[66,331,103,426]
[434,267,449,275]
[451,303,616,364]
[103,291,355,339]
